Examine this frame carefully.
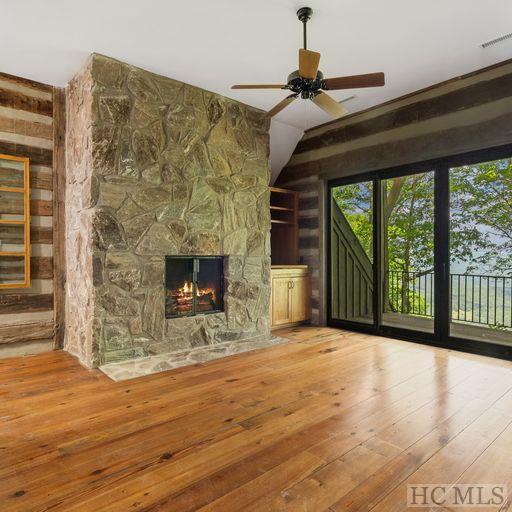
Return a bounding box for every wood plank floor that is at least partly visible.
[1,326,512,511]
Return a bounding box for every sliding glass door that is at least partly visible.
[449,157,512,346]
[328,145,512,358]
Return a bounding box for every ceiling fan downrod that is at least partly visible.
[230,5,384,120]
[297,7,313,50]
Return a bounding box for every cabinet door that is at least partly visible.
[290,276,310,323]
[272,277,292,326]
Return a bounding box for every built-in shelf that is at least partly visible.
[270,186,299,265]
[271,219,294,225]
[270,206,294,212]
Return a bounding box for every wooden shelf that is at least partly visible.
[270,186,296,195]
[0,252,25,257]
[271,219,294,225]
[270,186,299,265]
[270,206,294,212]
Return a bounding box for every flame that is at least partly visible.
[176,281,216,301]
[181,281,193,294]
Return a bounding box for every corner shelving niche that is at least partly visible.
[270,187,298,265]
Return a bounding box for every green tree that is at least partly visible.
[450,159,512,275]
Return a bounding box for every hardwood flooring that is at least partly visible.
[1,326,511,511]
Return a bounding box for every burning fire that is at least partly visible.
[177,281,216,301]
[181,281,193,294]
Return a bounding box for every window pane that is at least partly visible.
[0,256,25,285]
[196,258,223,313]
[450,157,512,346]
[0,190,25,219]
[0,158,25,189]
[165,257,194,318]
[331,182,373,324]
[0,223,25,253]
[382,172,435,334]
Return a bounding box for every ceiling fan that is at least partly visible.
[232,7,385,119]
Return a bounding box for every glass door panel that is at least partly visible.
[330,181,374,324]
[449,158,512,346]
[381,171,435,333]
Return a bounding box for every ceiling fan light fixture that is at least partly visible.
[231,6,385,119]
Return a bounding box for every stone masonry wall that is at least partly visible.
[65,58,97,366]
[65,54,271,367]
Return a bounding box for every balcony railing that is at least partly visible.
[386,270,512,329]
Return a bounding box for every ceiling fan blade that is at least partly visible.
[311,91,348,118]
[267,94,298,118]
[299,49,321,79]
[323,72,385,90]
[231,84,286,89]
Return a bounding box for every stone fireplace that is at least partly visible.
[65,54,271,368]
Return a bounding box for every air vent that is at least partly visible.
[338,95,356,104]
[481,32,512,49]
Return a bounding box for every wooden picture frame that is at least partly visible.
[0,153,30,289]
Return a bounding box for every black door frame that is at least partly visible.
[326,143,512,360]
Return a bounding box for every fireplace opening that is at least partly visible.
[165,256,224,318]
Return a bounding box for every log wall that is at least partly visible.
[0,72,64,355]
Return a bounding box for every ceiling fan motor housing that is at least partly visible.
[297,7,313,23]
[287,70,324,99]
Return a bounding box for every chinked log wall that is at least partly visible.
[275,58,512,325]
[0,72,65,352]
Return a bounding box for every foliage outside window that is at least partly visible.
[332,157,512,330]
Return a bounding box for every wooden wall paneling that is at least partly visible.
[0,71,53,93]
[30,171,53,191]
[52,87,66,348]
[294,71,512,155]
[30,225,53,244]
[0,86,53,116]
[30,199,53,216]
[0,72,55,353]
[0,320,54,344]
[0,140,52,166]
[31,257,53,279]
[0,293,53,313]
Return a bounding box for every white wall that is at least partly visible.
[269,120,303,185]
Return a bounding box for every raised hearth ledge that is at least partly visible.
[100,335,288,381]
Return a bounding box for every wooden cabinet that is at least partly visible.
[271,276,293,326]
[270,266,311,329]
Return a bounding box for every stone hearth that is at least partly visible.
[65,54,271,368]
[100,335,287,381]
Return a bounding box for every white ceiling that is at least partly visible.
[2,0,512,130]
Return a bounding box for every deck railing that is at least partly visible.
[386,270,512,328]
